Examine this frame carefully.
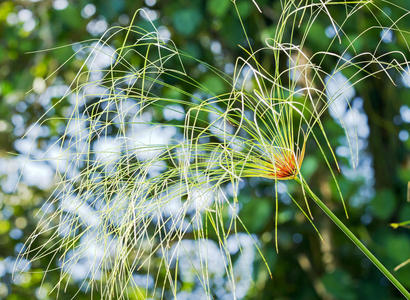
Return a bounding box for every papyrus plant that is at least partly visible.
[19,1,410,299]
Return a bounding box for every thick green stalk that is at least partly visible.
[294,177,410,298]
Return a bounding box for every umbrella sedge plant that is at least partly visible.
[17,1,410,299]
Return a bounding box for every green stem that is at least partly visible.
[294,177,410,299]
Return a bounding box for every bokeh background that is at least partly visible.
[0,0,409,299]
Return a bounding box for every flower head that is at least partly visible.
[268,142,306,180]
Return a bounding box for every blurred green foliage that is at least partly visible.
[0,0,409,299]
